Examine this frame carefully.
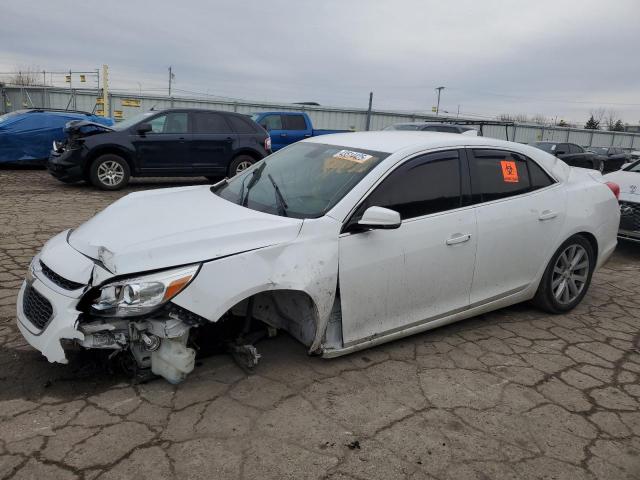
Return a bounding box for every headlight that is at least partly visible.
[90,264,200,317]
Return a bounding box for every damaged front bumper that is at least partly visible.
[16,233,199,383]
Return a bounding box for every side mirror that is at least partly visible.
[357,206,401,230]
[137,123,152,135]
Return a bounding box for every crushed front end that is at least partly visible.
[16,231,203,384]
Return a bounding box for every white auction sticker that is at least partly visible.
[332,150,373,163]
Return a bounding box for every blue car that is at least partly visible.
[0,109,114,165]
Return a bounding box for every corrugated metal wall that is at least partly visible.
[3,86,640,149]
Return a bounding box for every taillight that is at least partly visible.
[605,181,620,200]
[264,137,272,152]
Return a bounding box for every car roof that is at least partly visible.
[393,122,468,127]
[303,130,518,154]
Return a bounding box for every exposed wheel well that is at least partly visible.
[228,289,319,347]
[84,148,134,178]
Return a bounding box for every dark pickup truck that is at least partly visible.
[251,111,350,151]
[533,142,603,171]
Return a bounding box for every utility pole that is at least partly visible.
[168,66,173,96]
[365,91,373,131]
[457,105,460,118]
[102,64,109,117]
[435,86,445,116]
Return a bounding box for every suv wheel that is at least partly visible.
[228,155,255,177]
[89,154,130,190]
[533,235,595,313]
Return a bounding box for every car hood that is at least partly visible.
[64,119,115,140]
[68,185,303,275]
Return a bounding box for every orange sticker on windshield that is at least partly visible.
[500,160,519,183]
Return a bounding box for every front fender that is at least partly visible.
[171,217,340,352]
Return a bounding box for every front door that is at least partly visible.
[338,149,478,346]
[259,114,287,151]
[467,148,565,304]
[133,111,191,173]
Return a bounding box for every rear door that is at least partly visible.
[134,111,191,173]
[468,149,565,304]
[338,149,478,345]
[282,113,310,145]
[190,111,235,174]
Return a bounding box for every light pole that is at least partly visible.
[435,86,445,115]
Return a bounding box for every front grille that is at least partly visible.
[620,201,640,232]
[40,261,84,290]
[23,284,53,330]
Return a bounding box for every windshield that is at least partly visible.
[0,110,25,125]
[624,160,640,172]
[113,111,156,131]
[384,124,421,131]
[214,142,389,218]
[534,142,556,153]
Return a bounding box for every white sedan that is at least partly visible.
[605,160,640,242]
[17,132,620,383]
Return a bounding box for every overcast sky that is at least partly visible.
[1,0,639,124]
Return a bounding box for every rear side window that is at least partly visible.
[284,115,308,130]
[470,150,531,202]
[358,150,461,220]
[228,115,259,134]
[528,159,555,189]
[192,112,233,134]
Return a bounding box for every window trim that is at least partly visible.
[341,148,470,234]
[466,148,560,208]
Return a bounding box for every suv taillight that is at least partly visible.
[605,181,620,200]
[264,137,272,152]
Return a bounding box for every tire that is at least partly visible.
[228,155,255,177]
[89,154,130,190]
[532,235,595,314]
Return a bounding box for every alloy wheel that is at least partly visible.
[97,160,125,186]
[235,160,253,174]
[551,244,589,305]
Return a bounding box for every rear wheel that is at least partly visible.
[228,155,255,177]
[89,154,130,190]
[532,235,595,313]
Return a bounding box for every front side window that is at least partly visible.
[284,115,307,130]
[259,115,283,131]
[214,142,389,218]
[470,149,532,202]
[192,112,232,134]
[355,150,461,221]
[148,112,188,134]
[568,144,582,154]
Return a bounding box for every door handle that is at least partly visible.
[304,134,311,138]
[225,137,234,142]
[446,233,472,246]
[178,137,186,142]
[280,133,288,137]
[538,210,558,221]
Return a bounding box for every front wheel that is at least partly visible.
[228,155,255,177]
[532,235,595,313]
[89,154,130,190]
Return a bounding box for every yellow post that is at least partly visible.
[102,64,109,117]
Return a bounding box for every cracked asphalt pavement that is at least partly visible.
[1,169,640,480]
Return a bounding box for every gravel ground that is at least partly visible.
[1,169,639,480]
